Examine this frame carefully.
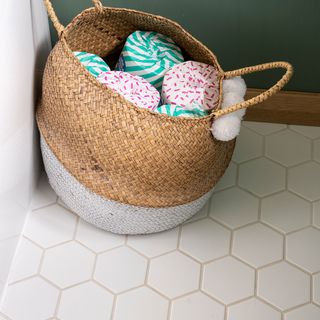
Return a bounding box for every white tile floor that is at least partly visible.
[1,121,320,320]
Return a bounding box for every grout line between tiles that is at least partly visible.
[127,244,176,261]
[200,289,226,306]
[110,294,118,320]
[31,202,58,213]
[95,243,126,256]
[53,290,62,318]
[144,259,151,286]
[254,258,285,271]
[146,285,172,301]
[229,229,234,255]
[176,249,202,265]
[91,279,115,296]
[223,304,228,320]
[284,224,312,236]
[90,254,98,279]
[226,294,255,307]
[283,300,311,313]
[7,275,39,287]
[283,232,286,261]
[255,295,283,312]
[198,264,204,291]
[166,300,172,320]
[72,216,80,240]
[283,260,313,277]
[254,269,258,296]
[38,275,64,291]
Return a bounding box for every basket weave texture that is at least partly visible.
[37,2,293,208]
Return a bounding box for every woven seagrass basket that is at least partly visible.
[37,0,293,234]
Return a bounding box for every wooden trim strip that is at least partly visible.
[244,89,320,126]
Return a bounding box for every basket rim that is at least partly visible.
[57,6,224,124]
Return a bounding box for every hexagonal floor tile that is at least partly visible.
[94,247,147,293]
[57,282,113,320]
[290,125,320,139]
[210,187,259,229]
[8,238,42,283]
[41,242,95,288]
[114,287,168,320]
[76,219,125,253]
[202,256,254,304]
[286,227,320,273]
[288,162,320,201]
[1,277,59,320]
[171,292,224,320]
[239,158,286,197]
[214,162,237,192]
[24,204,77,248]
[232,127,264,163]
[257,262,310,310]
[313,273,320,305]
[284,304,320,320]
[233,223,283,267]
[265,130,311,166]
[261,192,311,233]
[128,227,178,258]
[243,121,286,135]
[180,219,230,262]
[148,251,200,298]
[228,297,281,320]
[31,173,57,210]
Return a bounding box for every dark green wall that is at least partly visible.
[50,0,320,92]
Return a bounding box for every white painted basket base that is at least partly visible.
[40,136,213,234]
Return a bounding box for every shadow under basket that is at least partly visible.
[37,0,293,234]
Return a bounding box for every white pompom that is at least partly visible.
[211,115,241,141]
[221,92,245,119]
[211,77,247,141]
[222,76,247,98]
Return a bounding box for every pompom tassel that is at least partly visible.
[211,77,247,141]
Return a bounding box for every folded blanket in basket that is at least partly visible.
[97,71,160,110]
[74,51,110,77]
[161,61,220,110]
[154,103,209,118]
[115,31,184,90]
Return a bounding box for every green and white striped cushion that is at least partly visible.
[155,104,209,118]
[74,51,110,77]
[116,31,184,90]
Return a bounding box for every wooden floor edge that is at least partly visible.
[244,88,320,126]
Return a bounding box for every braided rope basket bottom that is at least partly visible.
[41,136,213,234]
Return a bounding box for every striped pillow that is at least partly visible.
[116,31,184,90]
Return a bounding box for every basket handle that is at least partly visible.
[43,0,104,37]
[212,61,293,118]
